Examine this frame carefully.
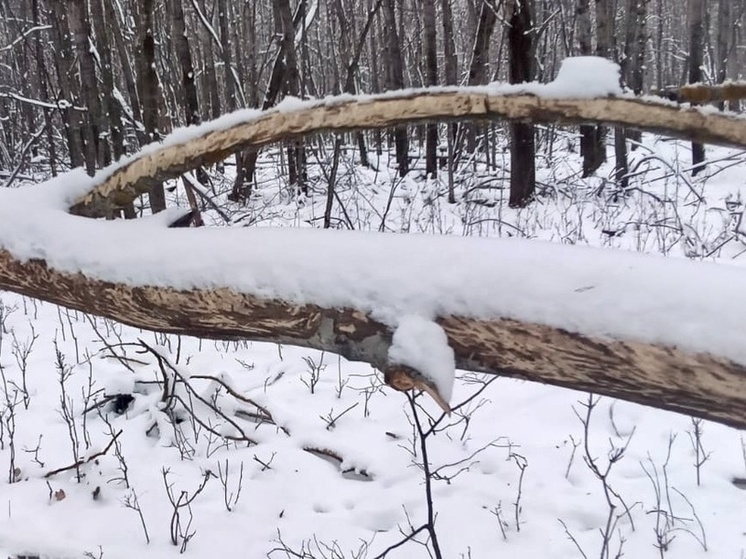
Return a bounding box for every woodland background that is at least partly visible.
[0,0,743,206]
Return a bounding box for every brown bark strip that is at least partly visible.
[660,81,746,105]
[1,250,745,430]
[69,91,746,218]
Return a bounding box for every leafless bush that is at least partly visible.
[216,458,244,512]
[123,488,150,545]
[302,353,326,394]
[10,324,37,409]
[687,417,711,486]
[162,467,212,553]
[55,344,82,481]
[564,395,637,559]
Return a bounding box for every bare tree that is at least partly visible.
[382,0,409,176]
[422,0,438,178]
[136,0,166,212]
[688,0,706,174]
[506,0,536,208]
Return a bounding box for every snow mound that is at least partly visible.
[545,56,622,98]
[388,316,455,402]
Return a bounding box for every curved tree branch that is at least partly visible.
[69,88,746,218]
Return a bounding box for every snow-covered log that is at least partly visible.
[69,87,746,218]
[2,73,746,429]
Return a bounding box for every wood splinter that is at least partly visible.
[384,364,451,414]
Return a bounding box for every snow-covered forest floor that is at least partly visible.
[1,129,746,558]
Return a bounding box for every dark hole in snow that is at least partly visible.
[112,393,135,415]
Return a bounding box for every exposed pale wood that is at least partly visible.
[1,250,745,430]
[660,81,746,104]
[3,89,746,430]
[69,90,746,218]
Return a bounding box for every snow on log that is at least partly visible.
[1,63,746,429]
[68,87,746,218]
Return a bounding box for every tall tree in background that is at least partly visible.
[137,0,166,212]
[688,0,706,175]
[422,0,438,178]
[278,0,307,190]
[90,0,124,164]
[507,0,535,207]
[585,0,613,177]
[441,0,459,202]
[465,0,497,153]
[715,0,731,111]
[382,0,409,176]
[614,0,649,187]
[66,0,103,175]
[48,1,85,170]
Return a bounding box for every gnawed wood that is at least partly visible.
[3,87,746,429]
[69,90,746,218]
[659,81,746,104]
[1,249,745,430]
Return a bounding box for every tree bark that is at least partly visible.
[441,0,458,202]
[507,0,536,208]
[4,88,743,428]
[137,0,166,212]
[688,0,706,175]
[66,0,102,175]
[422,0,438,178]
[576,0,599,176]
[1,248,745,430]
[381,0,409,176]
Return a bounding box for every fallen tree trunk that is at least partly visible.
[1,84,746,429]
[1,249,745,429]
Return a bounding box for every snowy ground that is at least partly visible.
[1,130,746,558]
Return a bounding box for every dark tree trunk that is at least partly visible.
[137,0,166,212]
[507,0,536,208]
[716,0,731,104]
[278,0,307,191]
[422,0,438,178]
[464,0,497,152]
[622,0,649,147]
[688,0,706,175]
[31,0,57,175]
[105,0,143,143]
[48,1,85,170]
[382,0,409,176]
[217,0,236,112]
[66,0,103,175]
[441,0,458,202]
[90,0,124,163]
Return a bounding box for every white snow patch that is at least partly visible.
[388,316,455,402]
[544,56,622,97]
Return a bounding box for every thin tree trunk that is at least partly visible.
[137,0,166,212]
[90,0,124,163]
[688,0,706,174]
[49,1,85,170]
[217,0,236,112]
[66,0,102,175]
[507,0,536,208]
[422,0,438,178]
[465,0,497,153]
[278,0,307,191]
[441,0,458,202]
[716,0,731,109]
[382,0,409,176]
[31,0,57,176]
